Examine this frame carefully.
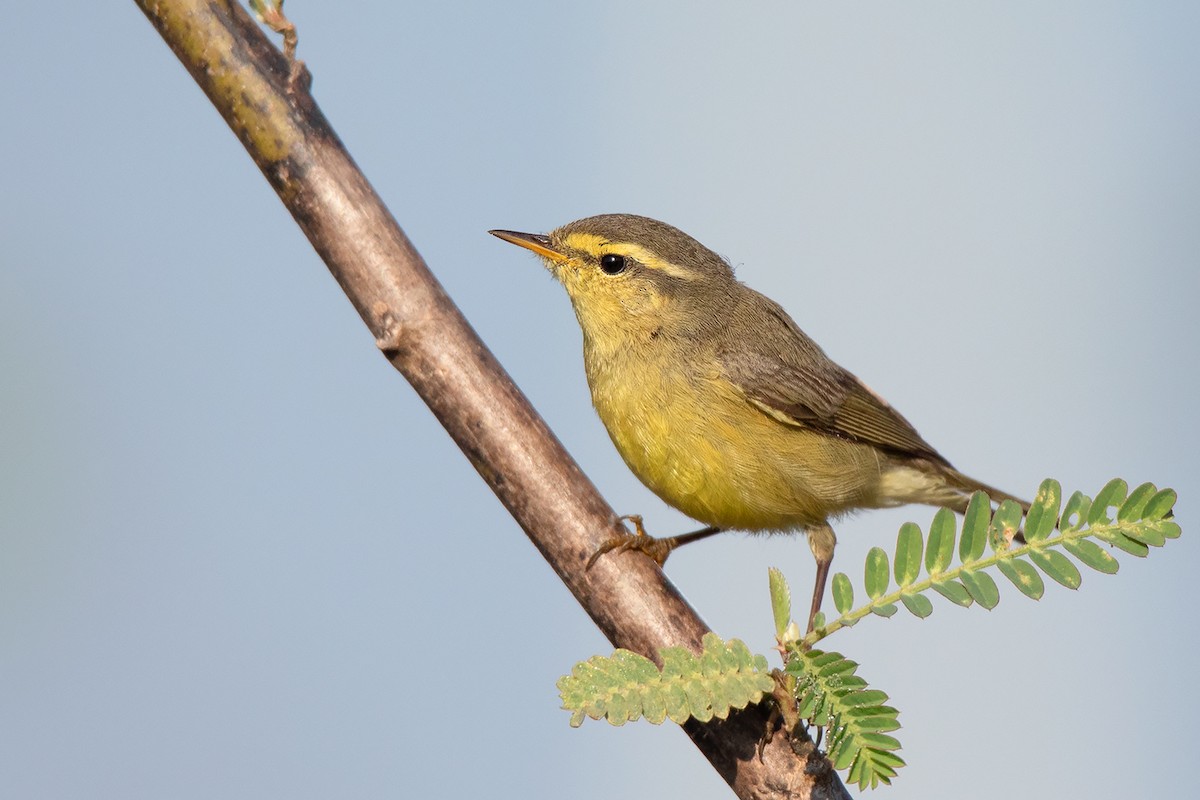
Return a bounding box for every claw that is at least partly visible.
[585,518,726,570]
[586,515,675,569]
[618,514,647,536]
[584,537,623,570]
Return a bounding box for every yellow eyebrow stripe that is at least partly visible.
[559,232,697,280]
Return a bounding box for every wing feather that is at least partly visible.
[717,294,948,465]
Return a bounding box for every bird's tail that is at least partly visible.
[942,468,1031,513]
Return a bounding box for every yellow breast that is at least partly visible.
[583,340,886,532]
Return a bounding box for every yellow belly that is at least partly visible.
[586,350,887,532]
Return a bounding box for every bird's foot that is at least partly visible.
[586,515,677,569]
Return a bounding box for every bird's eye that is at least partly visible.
[600,254,627,275]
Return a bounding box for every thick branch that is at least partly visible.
[133,2,849,797]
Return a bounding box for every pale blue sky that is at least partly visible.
[2,3,1196,798]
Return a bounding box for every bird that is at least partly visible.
[491,214,1029,631]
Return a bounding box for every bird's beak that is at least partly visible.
[489,229,569,263]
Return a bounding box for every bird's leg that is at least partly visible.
[807,560,831,635]
[586,515,725,569]
[805,523,837,634]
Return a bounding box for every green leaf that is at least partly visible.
[926,508,957,575]
[855,747,905,782]
[856,731,902,749]
[663,678,689,723]
[989,500,1024,551]
[900,592,934,618]
[1024,479,1062,541]
[831,738,857,770]
[870,602,898,618]
[811,610,827,630]
[1143,488,1177,521]
[684,678,715,722]
[996,558,1045,599]
[1062,538,1120,574]
[1123,523,1166,548]
[852,715,902,735]
[894,522,923,586]
[558,635,773,728]
[930,578,973,607]
[865,547,890,599]
[558,650,655,727]
[1096,530,1150,557]
[1118,482,1157,522]
[868,749,906,768]
[1156,520,1182,540]
[832,572,854,615]
[841,689,890,708]
[1027,548,1082,589]
[847,743,905,789]
[850,706,902,732]
[786,648,905,790]
[768,567,791,638]
[815,655,858,677]
[960,569,1000,609]
[1060,491,1092,532]
[1088,478,1128,526]
[959,491,991,563]
[642,684,668,724]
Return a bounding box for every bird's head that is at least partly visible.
[490,214,737,343]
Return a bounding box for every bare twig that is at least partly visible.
[133,2,849,797]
